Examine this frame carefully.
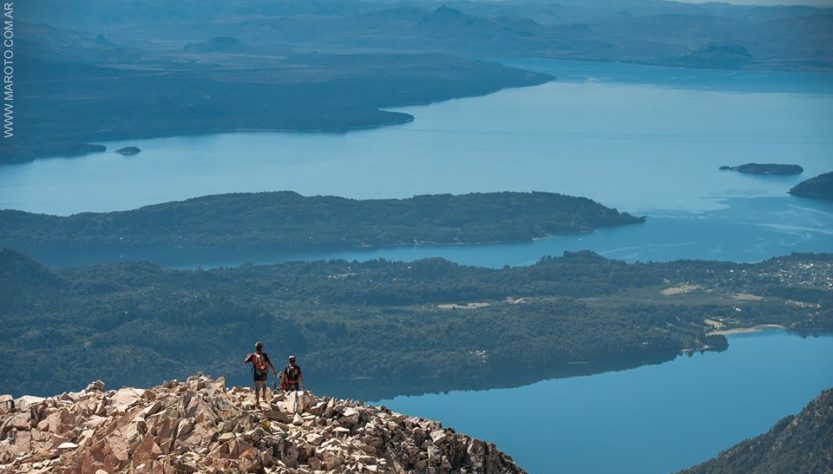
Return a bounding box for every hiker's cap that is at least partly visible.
[288,355,296,361]
[255,341,264,350]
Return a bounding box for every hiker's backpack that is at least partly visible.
[284,365,299,383]
[253,353,268,372]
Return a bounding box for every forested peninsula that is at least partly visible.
[0,191,643,267]
[789,171,833,201]
[2,248,830,400]
[5,53,551,164]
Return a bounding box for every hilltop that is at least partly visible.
[0,375,523,473]
[680,387,833,474]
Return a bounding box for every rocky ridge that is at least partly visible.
[0,375,523,473]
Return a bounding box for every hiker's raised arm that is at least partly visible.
[243,353,252,364]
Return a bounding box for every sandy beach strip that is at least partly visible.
[707,324,787,336]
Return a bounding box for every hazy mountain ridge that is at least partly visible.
[16,0,832,70]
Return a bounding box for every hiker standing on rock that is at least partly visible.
[244,341,278,406]
[281,355,305,392]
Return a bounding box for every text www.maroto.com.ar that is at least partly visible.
[3,2,13,139]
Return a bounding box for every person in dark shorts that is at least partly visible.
[244,341,278,406]
[281,355,305,392]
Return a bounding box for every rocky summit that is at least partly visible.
[0,375,523,473]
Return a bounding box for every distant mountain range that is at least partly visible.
[17,0,833,71]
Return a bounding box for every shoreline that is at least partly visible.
[707,324,787,336]
[4,70,553,166]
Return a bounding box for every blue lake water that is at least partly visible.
[373,331,833,474]
[2,59,830,267]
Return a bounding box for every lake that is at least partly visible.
[1,59,831,268]
[372,330,833,474]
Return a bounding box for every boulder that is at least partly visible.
[14,396,45,412]
[39,409,75,435]
[111,388,144,413]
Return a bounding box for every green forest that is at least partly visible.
[2,248,831,400]
[0,191,642,267]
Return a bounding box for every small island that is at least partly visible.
[183,36,252,54]
[719,163,803,175]
[114,146,141,156]
[789,171,833,201]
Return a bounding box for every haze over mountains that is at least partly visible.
[6,0,832,164]
[17,0,832,70]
